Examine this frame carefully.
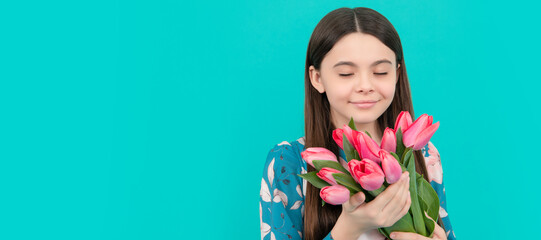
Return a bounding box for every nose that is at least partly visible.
[354,73,374,93]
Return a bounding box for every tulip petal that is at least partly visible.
[412,121,440,150]
[333,128,344,149]
[395,111,413,133]
[357,132,381,163]
[363,159,384,175]
[301,147,338,168]
[379,149,403,184]
[403,114,428,148]
[381,127,397,153]
[342,125,357,148]
[316,167,342,185]
[359,174,385,191]
[320,185,350,205]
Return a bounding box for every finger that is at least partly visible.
[367,172,409,210]
[383,181,410,222]
[397,191,411,217]
[345,191,366,212]
[423,211,446,239]
[390,191,411,224]
[434,226,447,240]
[432,219,447,239]
[381,174,409,217]
[390,231,429,240]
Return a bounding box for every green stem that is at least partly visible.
[405,147,426,236]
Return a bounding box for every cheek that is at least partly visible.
[376,81,396,99]
[325,84,350,102]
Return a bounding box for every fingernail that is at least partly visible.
[390,233,396,239]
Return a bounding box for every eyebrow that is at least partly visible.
[333,59,393,68]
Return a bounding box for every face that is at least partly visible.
[309,32,400,130]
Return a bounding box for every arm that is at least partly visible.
[259,142,358,240]
[424,141,456,240]
[260,143,305,240]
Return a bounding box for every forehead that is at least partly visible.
[322,32,396,68]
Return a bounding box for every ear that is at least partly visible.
[309,65,325,93]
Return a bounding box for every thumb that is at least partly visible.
[346,191,366,212]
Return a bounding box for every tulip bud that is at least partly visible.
[320,185,350,205]
[381,127,396,153]
[332,128,344,149]
[342,124,359,148]
[301,147,338,168]
[395,111,413,134]
[403,114,440,150]
[316,167,342,185]
[347,159,385,191]
[379,149,402,184]
[356,132,381,163]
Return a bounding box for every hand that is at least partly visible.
[389,217,446,240]
[332,171,411,239]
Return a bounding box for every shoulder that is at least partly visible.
[264,136,307,173]
[261,136,308,203]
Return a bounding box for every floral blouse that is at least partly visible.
[260,136,456,240]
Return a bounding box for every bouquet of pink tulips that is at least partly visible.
[298,111,441,238]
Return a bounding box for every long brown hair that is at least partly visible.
[303,7,445,240]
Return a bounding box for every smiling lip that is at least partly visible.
[350,100,378,104]
[351,100,378,108]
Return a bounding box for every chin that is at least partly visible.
[350,114,377,124]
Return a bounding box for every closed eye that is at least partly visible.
[340,73,388,77]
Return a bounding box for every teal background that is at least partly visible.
[1,0,539,239]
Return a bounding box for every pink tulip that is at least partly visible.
[301,147,338,168]
[332,128,344,149]
[356,132,381,163]
[394,111,413,133]
[342,124,360,149]
[379,149,403,184]
[347,159,385,191]
[402,114,440,150]
[381,127,396,153]
[320,185,350,205]
[316,167,342,185]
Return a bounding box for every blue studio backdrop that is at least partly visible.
[1,0,540,239]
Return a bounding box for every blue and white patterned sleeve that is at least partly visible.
[260,141,334,240]
[422,141,456,240]
[260,142,305,240]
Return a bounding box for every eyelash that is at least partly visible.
[339,73,388,77]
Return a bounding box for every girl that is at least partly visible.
[260,7,456,240]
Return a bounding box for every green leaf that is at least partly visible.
[417,173,440,225]
[418,200,436,238]
[367,184,386,197]
[364,130,372,138]
[312,160,348,173]
[343,133,360,162]
[297,172,331,189]
[322,199,326,207]
[348,117,358,131]
[405,150,426,236]
[395,127,406,164]
[332,173,362,193]
[379,212,416,239]
[390,151,400,162]
[402,148,412,167]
